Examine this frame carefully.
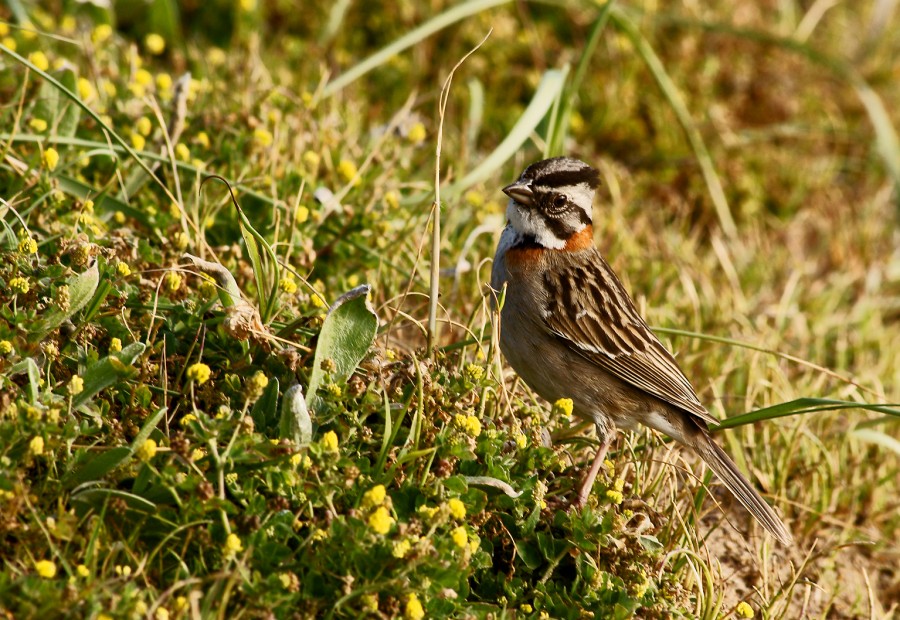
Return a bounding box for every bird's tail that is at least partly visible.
[692,432,793,546]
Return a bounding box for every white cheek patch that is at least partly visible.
[567,185,595,220]
[506,200,567,249]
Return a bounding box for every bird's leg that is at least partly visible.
[573,433,613,510]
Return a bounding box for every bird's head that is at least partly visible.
[503,157,600,250]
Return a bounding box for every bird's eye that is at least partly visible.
[552,194,568,209]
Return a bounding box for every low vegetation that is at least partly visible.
[1,1,898,618]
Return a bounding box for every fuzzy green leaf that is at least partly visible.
[307,285,378,411]
[34,262,100,338]
[279,383,312,446]
[72,343,146,409]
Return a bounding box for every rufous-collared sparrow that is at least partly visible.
[491,156,792,545]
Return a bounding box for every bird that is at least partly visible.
[490,156,792,545]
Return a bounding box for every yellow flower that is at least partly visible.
[9,276,30,294]
[92,24,113,44]
[77,77,95,101]
[156,72,173,95]
[155,607,169,620]
[279,278,297,294]
[175,143,190,161]
[253,128,273,148]
[68,375,84,395]
[164,272,182,293]
[384,190,399,210]
[295,205,309,224]
[0,340,12,355]
[1,37,15,52]
[320,430,338,453]
[407,121,426,144]
[42,147,59,171]
[137,439,158,461]
[361,593,379,612]
[447,498,466,520]
[18,236,38,254]
[34,560,57,578]
[28,51,49,72]
[28,118,47,133]
[109,337,122,353]
[514,432,528,449]
[367,506,394,535]
[195,131,210,149]
[362,485,387,509]
[240,0,257,11]
[76,564,89,578]
[552,397,574,418]
[116,262,132,277]
[245,371,269,400]
[404,593,425,620]
[225,472,238,485]
[135,116,152,137]
[736,602,754,618]
[0,23,8,36]
[453,414,482,437]
[302,150,320,171]
[417,505,439,523]
[605,489,623,505]
[463,363,484,382]
[29,436,44,456]
[224,533,243,557]
[450,525,468,548]
[521,603,533,613]
[134,68,153,87]
[144,33,165,55]
[207,47,226,66]
[337,159,359,185]
[186,362,211,385]
[392,538,412,559]
[115,564,132,577]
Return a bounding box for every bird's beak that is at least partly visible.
[502,181,535,207]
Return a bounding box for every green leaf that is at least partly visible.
[32,70,62,132]
[71,487,157,514]
[64,407,165,489]
[513,539,543,571]
[8,358,41,404]
[249,376,280,434]
[64,447,131,489]
[307,285,378,411]
[72,343,146,408]
[57,69,81,138]
[279,383,312,446]
[34,262,99,338]
[463,475,522,498]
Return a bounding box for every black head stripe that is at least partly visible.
[535,167,600,190]
[521,157,600,190]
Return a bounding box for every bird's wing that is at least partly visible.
[541,249,718,425]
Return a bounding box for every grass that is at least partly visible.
[1,1,899,618]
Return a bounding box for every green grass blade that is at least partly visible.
[611,8,738,238]
[714,398,900,431]
[322,0,511,98]
[445,68,568,196]
[546,1,613,156]
[0,44,176,204]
